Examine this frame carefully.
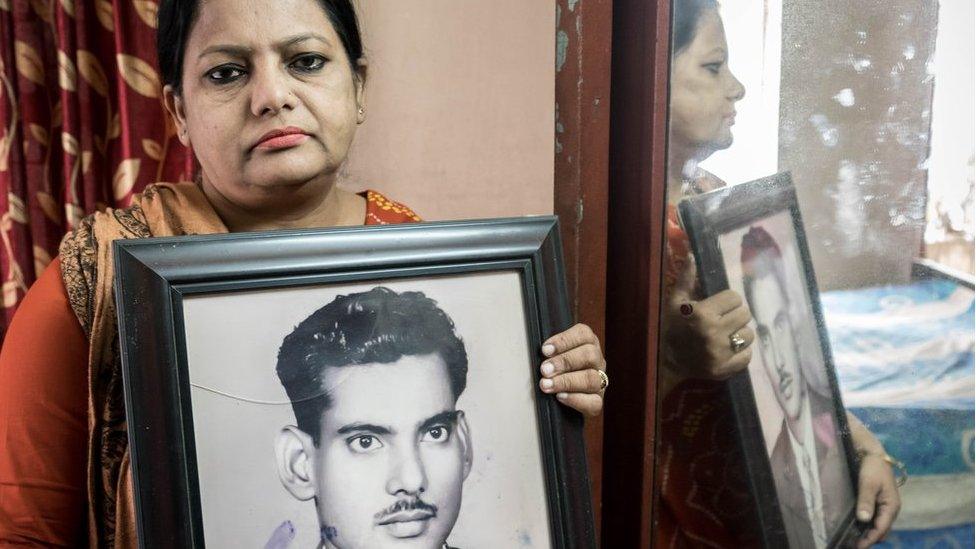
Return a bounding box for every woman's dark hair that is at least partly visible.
[672,0,719,54]
[156,0,364,93]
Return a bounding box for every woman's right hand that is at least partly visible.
[663,258,756,380]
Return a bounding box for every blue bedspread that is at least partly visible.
[877,523,974,548]
[822,279,974,411]
[845,407,973,476]
[820,279,975,540]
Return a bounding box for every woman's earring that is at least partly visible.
[357,107,365,122]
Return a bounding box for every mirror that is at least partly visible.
[655,0,974,547]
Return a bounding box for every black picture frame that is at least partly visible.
[113,216,595,549]
[678,173,862,548]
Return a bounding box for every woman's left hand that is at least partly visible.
[855,454,902,548]
[537,323,606,417]
[849,413,902,548]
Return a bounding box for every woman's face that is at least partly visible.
[669,9,745,157]
[164,0,364,211]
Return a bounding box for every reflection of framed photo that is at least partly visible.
[114,217,594,549]
[679,173,861,549]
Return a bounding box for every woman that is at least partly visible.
[656,1,901,548]
[0,1,608,546]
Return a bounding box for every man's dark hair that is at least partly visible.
[672,0,720,54]
[276,287,468,445]
[157,0,364,93]
[740,225,790,313]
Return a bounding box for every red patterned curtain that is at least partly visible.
[0,0,191,335]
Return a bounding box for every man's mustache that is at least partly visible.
[374,497,439,521]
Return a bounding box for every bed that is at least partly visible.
[820,260,975,547]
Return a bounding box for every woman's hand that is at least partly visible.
[663,259,755,379]
[849,413,902,548]
[855,456,901,548]
[537,323,606,417]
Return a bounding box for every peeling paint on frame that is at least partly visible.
[556,30,569,72]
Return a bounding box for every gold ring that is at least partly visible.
[730,332,747,353]
[597,369,609,391]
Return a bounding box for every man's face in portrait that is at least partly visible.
[747,259,805,421]
[277,352,472,549]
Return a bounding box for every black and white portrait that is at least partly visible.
[180,272,552,548]
[719,211,856,549]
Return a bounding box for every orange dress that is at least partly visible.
[654,205,760,548]
[0,190,419,547]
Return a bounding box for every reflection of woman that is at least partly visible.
[0,1,607,545]
[657,1,901,547]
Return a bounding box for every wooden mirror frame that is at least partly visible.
[553,0,674,545]
[553,0,613,541]
[602,0,673,546]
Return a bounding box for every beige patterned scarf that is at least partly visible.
[59,182,227,548]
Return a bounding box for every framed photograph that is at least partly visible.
[678,173,861,549]
[113,217,595,549]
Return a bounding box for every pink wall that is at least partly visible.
[340,1,555,221]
